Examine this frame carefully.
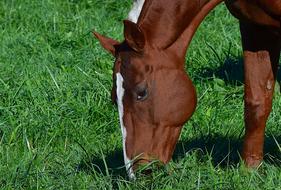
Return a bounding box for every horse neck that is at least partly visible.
[137,0,210,49]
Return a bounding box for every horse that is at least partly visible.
[94,0,281,178]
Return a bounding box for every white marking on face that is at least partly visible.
[128,0,145,23]
[116,73,135,179]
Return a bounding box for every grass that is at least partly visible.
[0,0,280,189]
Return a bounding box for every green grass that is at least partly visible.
[0,0,280,189]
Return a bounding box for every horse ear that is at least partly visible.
[123,20,145,52]
[93,32,120,56]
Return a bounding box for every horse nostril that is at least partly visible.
[141,168,152,176]
[132,158,163,177]
[133,163,153,177]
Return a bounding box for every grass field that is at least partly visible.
[0,0,281,189]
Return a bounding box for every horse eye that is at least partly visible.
[137,89,148,101]
[135,84,148,101]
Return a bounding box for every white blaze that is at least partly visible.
[128,0,145,23]
[114,0,145,179]
[116,73,135,179]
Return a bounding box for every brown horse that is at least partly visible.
[94,0,281,178]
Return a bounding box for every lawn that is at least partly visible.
[0,0,280,189]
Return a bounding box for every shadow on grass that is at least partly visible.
[76,148,127,178]
[173,135,281,167]
[76,134,281,178]
[193,56,244,85]
[193,55,281,87]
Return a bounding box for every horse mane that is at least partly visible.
[133,0,223,53]
[167,0,223,57]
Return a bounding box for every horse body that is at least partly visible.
[94,0,281,178]
[226,0,280,27]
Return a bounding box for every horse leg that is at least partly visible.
[240,21,281,167]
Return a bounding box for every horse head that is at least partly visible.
[94,20,196,178]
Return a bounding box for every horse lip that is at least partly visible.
[130,155,165,174]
